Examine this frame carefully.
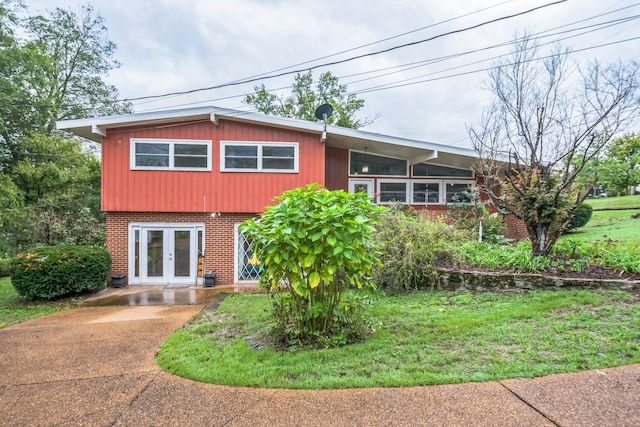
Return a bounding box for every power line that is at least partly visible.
[135,9,640,115]
[228,0,519,82]
[134,2,636,113]
[117,1,567,103]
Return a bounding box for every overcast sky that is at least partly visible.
[24,0,640,148]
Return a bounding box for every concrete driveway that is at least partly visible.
[0,289,638,426]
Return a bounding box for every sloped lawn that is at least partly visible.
[157,289,640,389]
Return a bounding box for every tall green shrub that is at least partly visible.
[239,184,384,349]
[372,211,465,290]
[10,245,111,300]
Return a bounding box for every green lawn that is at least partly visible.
[157,290,640,389]
[565,195,640,243]
[567,210,640,243]
[585,194,640,210]
[0,277,80,328]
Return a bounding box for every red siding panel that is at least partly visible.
[102,120,325,213]
[325,146,349,191]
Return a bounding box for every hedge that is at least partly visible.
[10,245,112,300]
[567,203,593,230]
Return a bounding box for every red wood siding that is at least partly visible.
[325,146,349,191]
[102,120,325,213]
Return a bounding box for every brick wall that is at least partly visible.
[105,212,256,285]
[503,213,529,240]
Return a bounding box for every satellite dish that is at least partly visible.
[314,103,333,121]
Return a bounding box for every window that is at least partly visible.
[222,142,298,172]
[412,163,473,177]
[131,139,211,171]
[378,181,408,203]
[350,151,407,176]
[412,182,440,204]
[446,182,474,203]
[235,224,262,282]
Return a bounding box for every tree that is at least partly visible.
[3,134,104,253]
[469,35,640,256]
[239,185,384,348]
[0,3,131,172]
[598,133,640,195]
[244,71,374,129]
[0,2,128,254]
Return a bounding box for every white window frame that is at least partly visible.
[410,180,442,205]
[234,223,262,283]
[375,179,474,205]
[444,180,476,204]
[411,162,474,178]
[348,150,408,177]
[377,179,409,204]
[130,138,212,171]
[221,141,299,173]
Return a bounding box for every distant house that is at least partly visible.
[57,106,489,287]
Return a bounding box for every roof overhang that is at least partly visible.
[56,106,479,168]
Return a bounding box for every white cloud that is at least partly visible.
[24,0,640,145]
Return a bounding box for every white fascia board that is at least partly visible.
[55,106,478,160]
[327,125,478,158]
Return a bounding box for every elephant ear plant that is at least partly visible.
[239,184,385,350]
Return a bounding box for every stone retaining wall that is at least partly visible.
[433,269,640,292]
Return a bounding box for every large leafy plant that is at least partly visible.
[239,185,384,349]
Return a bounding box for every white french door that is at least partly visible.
[129,223,204,285]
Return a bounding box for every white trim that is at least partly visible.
[377,179,409,204]
[55,105,479,162]
[372,179,476,205]
[130,138,212,171]
[410,179,442,205]
[234,223,260,284]
[348,149,409,177]
[349,179,375,199]
[411,161,474,178]
[220,141,299,173]
[128,222,205,285]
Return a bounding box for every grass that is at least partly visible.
[567,210,640,243]
[564,195,640,243]
[584,194,640,210]
[0,277,81,328]
[157,290,640,389]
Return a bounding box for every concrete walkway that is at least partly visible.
[0,288,638,426]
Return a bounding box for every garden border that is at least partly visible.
[434,269,640,292]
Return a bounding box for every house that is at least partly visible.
[57,106,491,287]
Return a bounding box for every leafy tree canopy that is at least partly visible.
[598,133,640,195]
[0,1,128,255]
[0,1,131,171]
[244,71,374,129]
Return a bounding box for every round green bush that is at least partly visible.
[567,203,593,230]
[10,245,112,300]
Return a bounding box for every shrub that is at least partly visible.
[239,185,384,349]
[10,245,111,300]
[567,203,593,230]
[372,211,465,290]
[0,258,10,277]
[446,189,505,243]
